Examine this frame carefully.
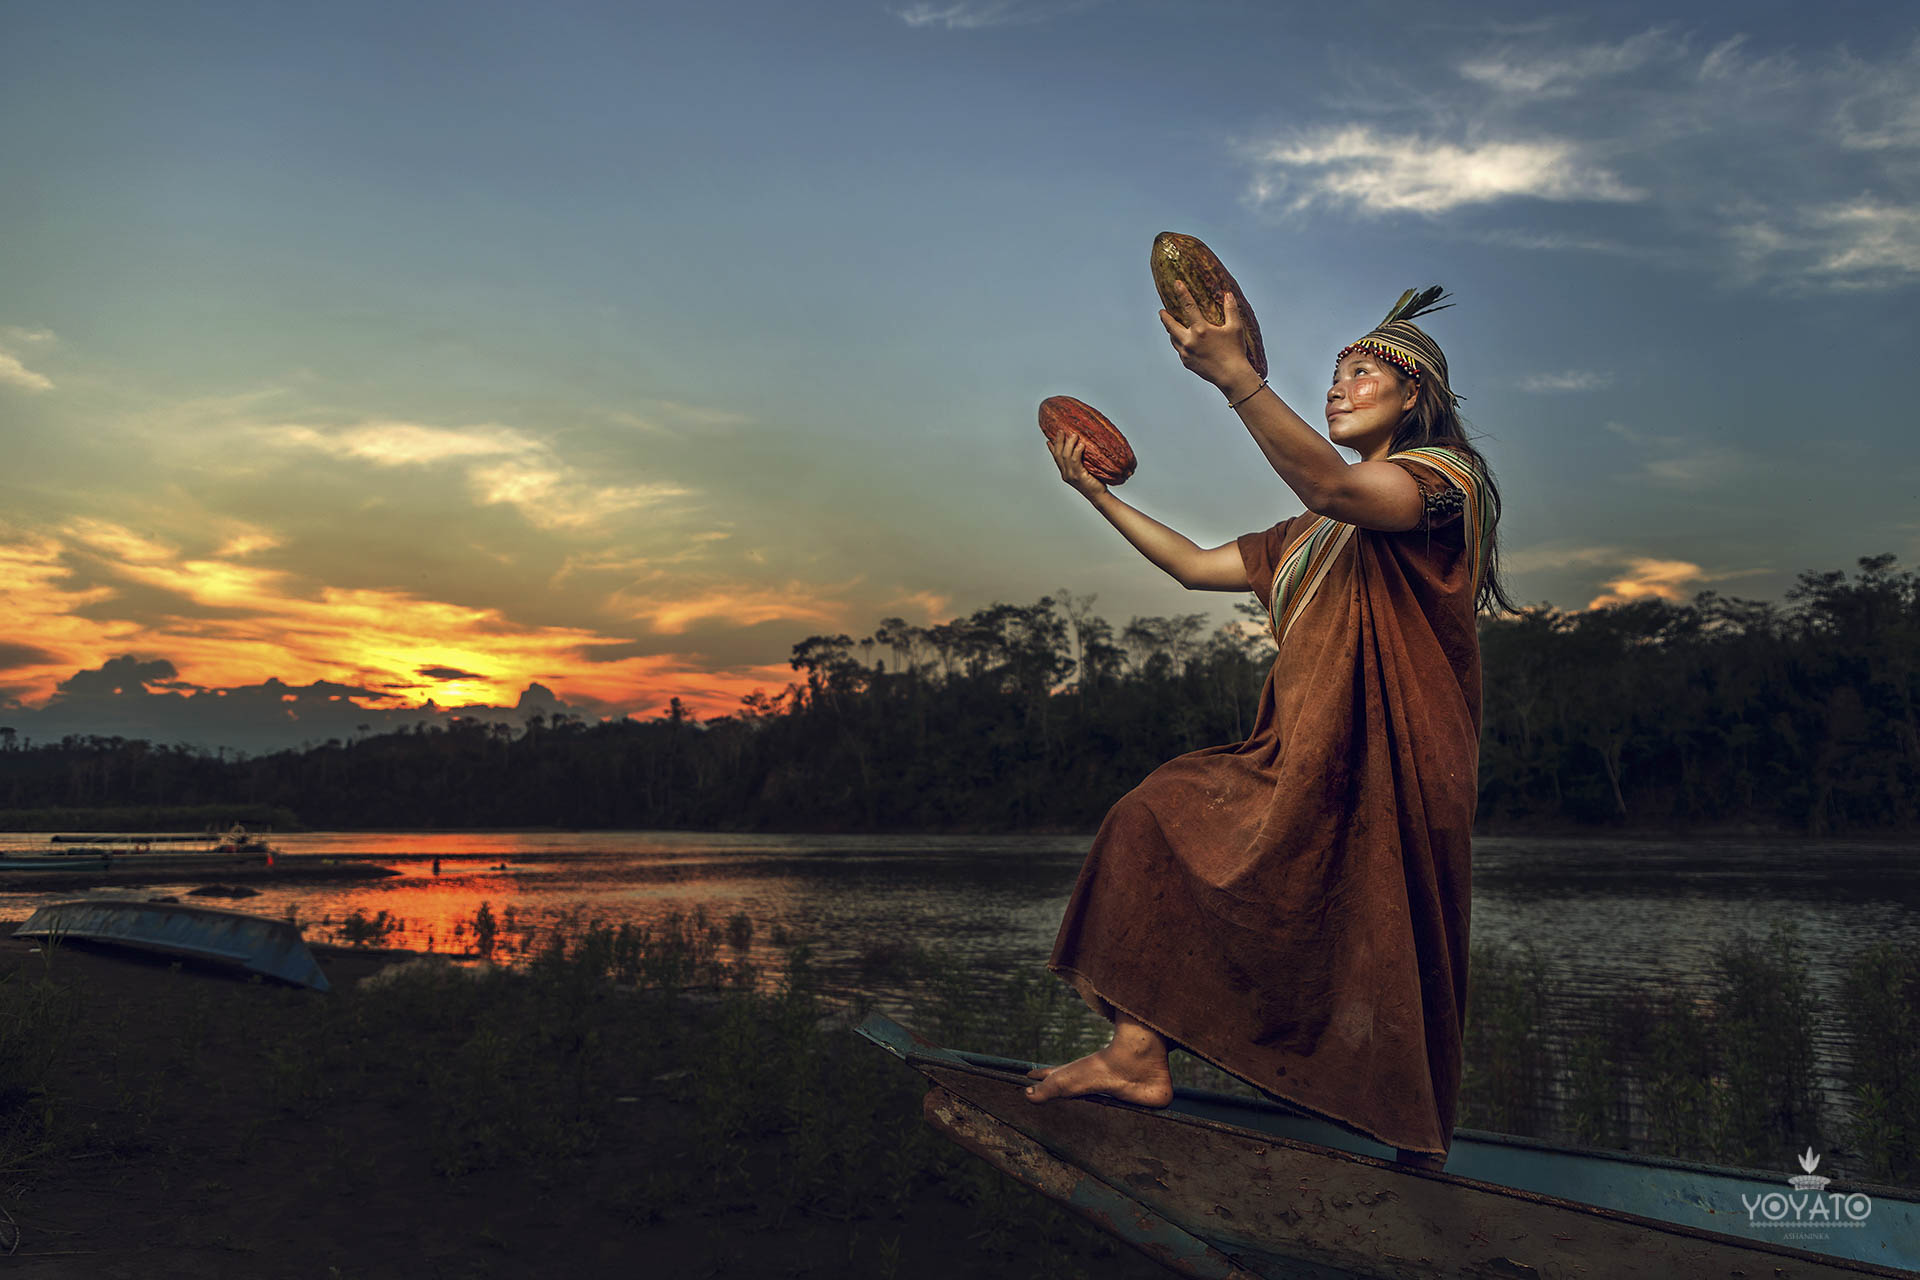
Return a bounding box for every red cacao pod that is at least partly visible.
[1038,396,1137,486]
[1150,231,1268,379]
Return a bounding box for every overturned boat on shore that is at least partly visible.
[13,899,331,991]
[857,1010,1920,1280]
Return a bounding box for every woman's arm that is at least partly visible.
[1161,285,1424,532]
[1049,432,1251,591]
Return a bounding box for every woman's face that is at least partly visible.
[1326,351,1417,451]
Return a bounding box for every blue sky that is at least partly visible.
[2,0,1916,744]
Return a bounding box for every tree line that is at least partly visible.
[1,554,1915,835]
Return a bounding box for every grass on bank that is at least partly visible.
[315,903,1920,1185]
[0,905,1914,1277]
[0,908,1165,1280]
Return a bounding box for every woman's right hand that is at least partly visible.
[1048,431,1108,499]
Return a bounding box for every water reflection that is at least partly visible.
[2,831,1914,1004]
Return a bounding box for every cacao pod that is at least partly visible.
[1150,231,1268,379]
[1038,396,1136,486]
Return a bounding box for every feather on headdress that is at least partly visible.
[1336,286,1460,405]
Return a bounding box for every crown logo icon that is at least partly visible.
[1789,1146,1830,1192]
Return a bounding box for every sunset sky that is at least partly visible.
[3,2,1917,749]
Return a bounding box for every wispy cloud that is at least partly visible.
[1732,198,1920,289]
[1519,370,1614,392]
[1244,28,1920,290]
[609,578,856,636]
[265,421,532,467]
[0,326,57,391]
[1603,421,1742,490]
[607,399,752,436]
[894,0,1099,29]
[1459,27,1681,96]
[1244,127,1641,215]
[262,417,696,531]
[1502,543,1632,574]
[467,461,690,531]
[0,352,53,392]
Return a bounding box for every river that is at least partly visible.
[2,830,1914,1006]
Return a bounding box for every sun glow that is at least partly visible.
[1,521,802,722]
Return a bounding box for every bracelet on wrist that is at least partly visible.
[1227,378,1268,410]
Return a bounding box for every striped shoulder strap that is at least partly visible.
[1264,447,1495,644]
[1386,445,1495,594]
[1266,514,1354,647]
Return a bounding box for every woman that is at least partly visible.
[1026,280,1518,1168]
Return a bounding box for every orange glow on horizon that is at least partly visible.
[1,521,811,723]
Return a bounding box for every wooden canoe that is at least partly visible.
[855,1010,1920,1279]
[13,899,331,991]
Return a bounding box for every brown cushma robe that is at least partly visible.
[1046,450,1484,1158]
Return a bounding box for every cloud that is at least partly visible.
[1247,28,1920,290]
[1729,197,1920,289]
[884,589,953,622]
[261,417,698,532]
[0,351,53,392]
[1471,228,1656,258]
[1502,543,1633,574]
[0,642,62,672]
[56,655,180,698]
[417,665,487,682]
[1459,28,1681,96]
[467,461,690,531]
[1504,543,1771,610]
[1833,45,1920,151]
[0,325,56,392]
[607,399,752,435]
[1243,127,1642,215]
[266,421,532,467]
[893,0,1099,29]
[1800,199,1920,285]
[1587,557,1715,607]
[1602,421,1742,490]
[215,531,282,558]
[5,653,805,752]
[609,578,855,636]
[1519,370,1614,392]
[0,517,864,741]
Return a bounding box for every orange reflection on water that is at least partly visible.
[293,853,825,992]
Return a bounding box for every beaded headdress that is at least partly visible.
[1334,286,1458,406]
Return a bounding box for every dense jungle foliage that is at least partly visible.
[1,554,1916,834]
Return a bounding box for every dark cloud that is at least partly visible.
[56,656,179,698]
[11,659,595,753]
[0,642,61,671]
[416,665,488,681]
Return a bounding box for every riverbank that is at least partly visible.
[0,930,1169,1280]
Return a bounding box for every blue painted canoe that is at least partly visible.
[13,900,331,992]
[856,1010,1920,1280]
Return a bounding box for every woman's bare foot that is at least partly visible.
[1024,1012,1174,1107]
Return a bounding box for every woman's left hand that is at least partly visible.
[1160,281,1256,395]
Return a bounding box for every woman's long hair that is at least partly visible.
[1388,375,1520,618]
